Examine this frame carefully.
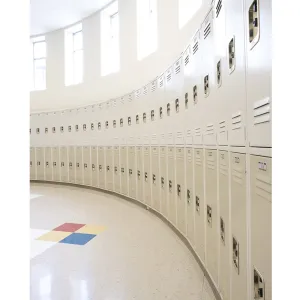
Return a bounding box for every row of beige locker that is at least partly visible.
[30,145,271,300]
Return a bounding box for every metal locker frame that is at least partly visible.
[52,146,60,182]
[91,146,98,188]
[75,146,83,185]
[30,147,36,180]
[159,146,168,219]
[151,145,160,212]
[136,145,143,203]
[143,145,151,206]
[83,146,91,186]
[44,147,52,181]
[68,146,75,183]
[128,145,137,199]
[105,146,113,191]
[250,154,272,300]
[168,146,176,226]
[36,147,45,180]
[60,146,68,183]
[113,145,121,193]
[120,145,128,196]
[205,148,219,285]
[230,151,248,300]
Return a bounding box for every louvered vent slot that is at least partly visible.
[167,72,171,81]
[253,97,271,125]
[185,55,189,65]
[232,112,242,130]
[151,82,156,92]
[216,0,222,17]
[204,22,211,39]
[193,41,199,54]
[143,87,147,95]
[219,121,226,133]
[206,124,214,135]
[175,63,180,74]
[159,79,163,87]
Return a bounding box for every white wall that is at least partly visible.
[30,0,211,112]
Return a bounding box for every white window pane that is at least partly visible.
[73,31,82,51]
[73,50,83,84]
[34,59,46,89]
[33,41,46,59]
[179,0,202,28]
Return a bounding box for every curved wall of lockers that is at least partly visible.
[30,1,272,300]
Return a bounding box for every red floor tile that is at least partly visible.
[53,223,85,232]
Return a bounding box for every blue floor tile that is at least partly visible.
[59,233,96,245]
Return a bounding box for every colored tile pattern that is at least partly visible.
[36,223,106,246]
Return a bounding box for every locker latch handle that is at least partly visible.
[207,205,212,226]
[233,237,240,274]
[46,162,49,167]
[137,170,141,178]
[254,268,265,299]
[37,161,40,166]
[196,196,200,211]
[193,85,198,104]
[53,162,57,167]
[220,218,225,245]
[161,177,164,187]
[187,189,191,203]
[76,163,80,168]
[114,166,118,173]
[152,174,156,183]
[30,161,32,167]
[177,184,181,196]
[106,166,109,171]
[61,162,64,167]
[69,162,72,168]
[169,180,172,191]
[92,164,95,171]
[121,167,125,173]
[99,165,103,171]
[129,169,132,175]
[175,99,179,112]
[144,172,148,181]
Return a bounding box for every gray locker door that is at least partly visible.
[83,146,91,186]
[205,149,219,285]
[52,147,60,182]
[137,146,143,202]
[30,147,36,180]
[128,146,136,199]
[68,146,75,183]
[75,146,83,185]
[60,147,68,183]
[160,146,168,218]
[151,146,160,211]
[219,150,230,300]
[230,152,247,300]
[176,147,186,235]
[186,147,195,246]
[194,148,205,263]
[168,147,176,225]
[120,146,128,196]
[251,155,272,300]
[105,146,113,191]
[98,146,106,189]
[144,146,151,206]
[36,147,45,180]
[114,146,120,193]
[91,146,98,188]
[45,147,52,181]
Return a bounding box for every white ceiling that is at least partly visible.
[30,0,113,36]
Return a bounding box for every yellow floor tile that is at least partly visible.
[37,230,72,242]
[76,224,106,235]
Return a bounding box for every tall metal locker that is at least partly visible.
[157,74,166,147]
[136,145,143,203]
[230,152,247,300]
[113,146,121,193]
[60,147,68,183]
[128,146,137,199]
[218,150,230,300]
[83,146,91,186]
[105,146,113,191]
[91,146,98,188]
[45,147,52,181]
[250,155,272,300]
[36,147,45,180]
[194,148,205,262]
[75,146,83,185]
[120,145,128,196]
[143,145,151,206]
[168,146,176,226]
[30,147,36,180]
[176,146,186,235]
[165,67,175,146]
[52,147,60,182]
[151,145,160,212]
[159,146,168,218]
[205,149,219,285]
[68,146,76,183]
[148,79,158,141]
[186,147,195,246]
[246,0,272,148]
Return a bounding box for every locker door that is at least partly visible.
[52,147,60,182]
[60,147,68,183]
[186,147,195,246]
[143,146,151,206]
[98,146,105,189]
[176,147,186,235]
[68,146,75,183]
[105,146,113,191]
[194,148,205,262]
[91,146,98,188]
[36,147,45,180]
[230,152,247,300]
[120,146,128,196]
[205,149,219,285]
[136,146,143,202]
[151,146,160,211]
[113,146,120,193]
[250,155,272,300]
[160,146,168,218]
[168,146,176,225]
[219,150,230,300]
[83,146,91,186]
[45,147,52,181]
[75,146,83,185]
[128,146,136,199]
[30,147,36,180]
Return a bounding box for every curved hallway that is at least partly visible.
[30,183,216,300]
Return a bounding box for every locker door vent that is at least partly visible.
[185,93,189,109]
[253,97,271,125]
[217,60,222,87]
[159,77,164,87]
[228,37,236,73]
[167,72,172,82]
[233,237,240,273]
[216,0,222,18]
[192,40,199,54]
[219,120,226,135]
[204,75,209,96]
[231,111,242,130]
[248,0,260,48]
[175,62,181,74]
[206,123,214,136]
[151,82,156,92]
[143,86,148,95]
[254,268,265,299]
[184,54,189,65]
[204,22,211,39]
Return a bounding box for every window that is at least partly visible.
[65,23,83,85]
[101,1,119,76]
[137,0,157,60]
[31,36,46,90]
[179,0,203,28]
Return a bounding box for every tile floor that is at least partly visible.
[30,183,216,300]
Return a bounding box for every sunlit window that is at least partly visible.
[31,36,46,90]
